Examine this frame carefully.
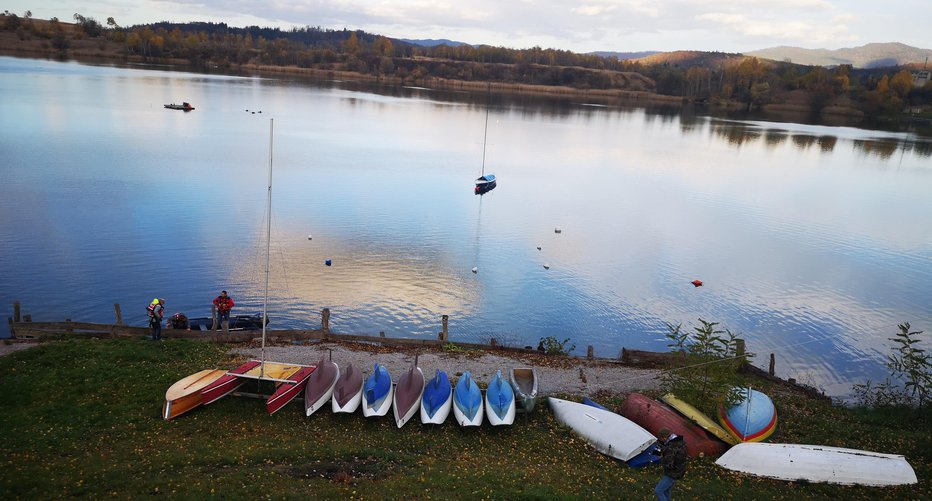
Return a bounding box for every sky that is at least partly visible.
[5,0,928,54]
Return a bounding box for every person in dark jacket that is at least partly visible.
[212,290,235,330]
[654,428,688,501]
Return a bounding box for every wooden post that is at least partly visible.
[24,314,32,323]
[490,338,498,347]
[114,303,123,325]
[222,319,229,336]
[769,353,775,376]
[587,345,594,359]
[440,315,449,342]
[211,305,218,331]
[322,308,330,335]
[14,301,21,323]
[735,338,746,356]
[380,331,385,338]
[7,317,13,338]
[65,318,72,332]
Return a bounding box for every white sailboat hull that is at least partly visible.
[548,397,656,462]
[362,384,394,417]
[715,442,918,486]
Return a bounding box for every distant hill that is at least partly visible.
[634,50,746,68]
[399,38,470,48]
[590,51,660,61]
[745,42,932,68]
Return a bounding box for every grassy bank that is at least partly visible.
[1,339,928,499]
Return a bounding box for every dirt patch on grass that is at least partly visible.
[279,456,390,483]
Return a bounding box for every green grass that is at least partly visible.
[0,339,929,499]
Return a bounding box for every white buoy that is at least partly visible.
[471,267,478,273]
[543,263,550,269]
[307,235,313,240]
[554,228,562,234]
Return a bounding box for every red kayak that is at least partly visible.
[619,393,728,458]
[266,365,316,415]
[200,360,262,405]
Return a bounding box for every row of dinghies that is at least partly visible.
[163,357,539,428]
[549,389,917,487]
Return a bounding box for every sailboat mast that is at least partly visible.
[261,118,273,377]
[480,83,490,176]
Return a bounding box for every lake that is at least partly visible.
[1,55,930,398]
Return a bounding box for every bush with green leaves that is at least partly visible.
[538,336,575,356]
[660,318,748,417]
[853,322,930,409]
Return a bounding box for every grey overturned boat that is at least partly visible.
[304,356,339,416]
[331,363,363,414]
[509,367,539,413]
[392,356,425,428]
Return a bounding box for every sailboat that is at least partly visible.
[475,84,497,195]
[201,119,316,415]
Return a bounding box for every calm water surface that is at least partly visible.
[2,56,930,398]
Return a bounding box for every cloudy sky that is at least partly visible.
[6,0,927,54]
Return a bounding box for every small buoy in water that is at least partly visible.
[245,109,249,112]
[471,267,478,274]
[691,279,703,287]
[325,259,332,266]
[307,235,313,240]
[536,246,542,250]
[554,228,562,234]
[543,263,550,269]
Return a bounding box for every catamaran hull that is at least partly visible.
[163,369,227,420]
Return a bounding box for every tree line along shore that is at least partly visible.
[2,13,931,123]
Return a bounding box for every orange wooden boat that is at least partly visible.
[619,393,728,458]
[162,369,227,420]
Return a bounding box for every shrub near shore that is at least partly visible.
[0,339,928,499]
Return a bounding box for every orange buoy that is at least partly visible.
[691,280,703,287]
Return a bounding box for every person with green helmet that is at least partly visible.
[146,298,165,340]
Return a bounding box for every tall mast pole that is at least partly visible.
[261,118,273,377]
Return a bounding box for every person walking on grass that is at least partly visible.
[146,298,165,340]
[654,428,688,501]
[212,290,235,330]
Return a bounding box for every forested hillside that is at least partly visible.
[2,11,930,120]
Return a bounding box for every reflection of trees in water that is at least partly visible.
[817,135,837,152]
[791,134,817,150]
[763,129,788,149]
[909,140,932,157]
[853,139,898,159]
[711,122,762,146]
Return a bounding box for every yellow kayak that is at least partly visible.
[661,393,739,445]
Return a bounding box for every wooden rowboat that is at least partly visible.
[716,442,918,486]
[163,369,226,420]
[509,367,538,413]
[485,369,515,426]
[453,371,484,426]
[200,360,262,405]
[549,397,656,462]
[266,365,315,415]
[421,369,452,424]
[619,393,728,458]
[304,358,339,416]
[332,363,363,414]
[362,363,393,417]
[392,357,425,428]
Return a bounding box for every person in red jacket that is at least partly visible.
[212,290,235,329]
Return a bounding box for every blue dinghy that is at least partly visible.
[582,397,660,467]
[421,369,453,424]
[719,387,777,443]
[453,371,484,427]
[362,363,393,417]
[485,370,515,426]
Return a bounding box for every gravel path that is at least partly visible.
[230,342,662,397]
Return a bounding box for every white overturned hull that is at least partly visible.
[332,387,362,413]
[362,384,394,417]
[548,397,656,462]
[453,397,484,426]
[421,393,452,424]
[485,397,515,426]
[716,442,918,487]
